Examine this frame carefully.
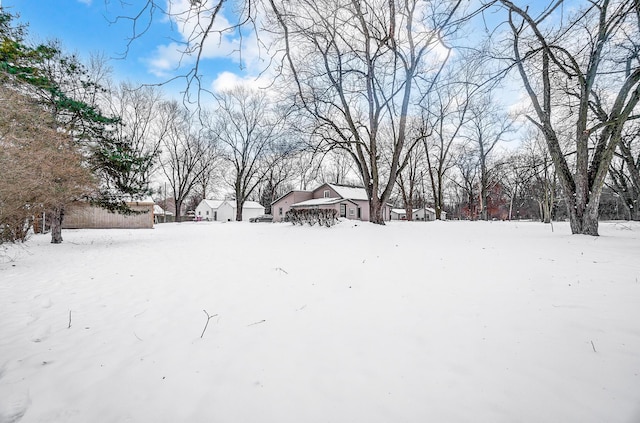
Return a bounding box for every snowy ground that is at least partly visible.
[0,220,639,422]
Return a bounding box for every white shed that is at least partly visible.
[195,199,265,222]
[412,207,446,221]
[390,208,408,220]
[195,199,224,221]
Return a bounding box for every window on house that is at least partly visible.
[279,207,283,216]
[349,208,355,216]
[324,190,330,198]
[206,210,209,215]
[198,211,201,215]
[340,204,346,217]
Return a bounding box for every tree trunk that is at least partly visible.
[564,194,599,236]
[369,195,386,225]
[175,199,183,222]
[405,199,413,221]
[480,167,489,221]
[631,199,640,221]
[435,178,444,220]
[236,199,243,222]
[50,205,64,244]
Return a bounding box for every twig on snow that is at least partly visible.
[201,310,218,339]
[591,340,597,353]
[275,267,288,274]
[68,310,72,329]
[248,319,266,326]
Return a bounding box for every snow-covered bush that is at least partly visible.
[285,208,338,227]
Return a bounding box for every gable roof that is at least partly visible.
[271,190,311,205]
[201,199,225,209]
[199,199,265,210]
[327,184,368,201]
[292,197,357,207]
[154,205,174,215]
[239,201,265,209]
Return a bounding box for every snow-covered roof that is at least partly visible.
[292,197,354,207]
[153,205,174,215]
[200,199,225,209]
[414,207,446,215]
[327,184,369,201]
[391,208,407,214]
[271,190,311,205]
[239,201,265,209]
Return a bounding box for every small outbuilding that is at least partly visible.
[391,207,447,221]
[62,199,155,229]
[391,208,408,220]
[195,199,265,222]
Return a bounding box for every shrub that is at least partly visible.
[285,208,338,227]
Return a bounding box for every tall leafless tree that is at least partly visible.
[421,71,476,220]
[105,82,166,188]
[266,0,479,224]
[461,94,514,220]
[609,123,640,220]
[453,144,480,219]
[211,86,289,221]
[501,0,640,235]
[159,101,217,221]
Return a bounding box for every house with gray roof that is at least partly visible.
[271,183,391,223]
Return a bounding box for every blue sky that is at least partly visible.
[1,0,261,97]
[1,0,571,108]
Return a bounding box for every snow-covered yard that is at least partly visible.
[1,220,639,422]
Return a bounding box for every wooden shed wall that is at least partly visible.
[62,203,154,229]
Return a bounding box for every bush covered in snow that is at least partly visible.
[285,208,338,226]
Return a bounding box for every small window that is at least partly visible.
[206,210,209,215]
[349,208,355,216]
[324,190,330,198]
[198,211,201,215]
[279,207,283,216]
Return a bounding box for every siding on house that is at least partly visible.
[62,201,154,229]
[216,202,235,222]
[271,190,314,222]
[272,184,391,222]
[195,200,224,221]
[196,199,266,222]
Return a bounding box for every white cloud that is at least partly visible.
[144,1,271,79]
[77,0,92,5]
[146,42,196,78]
[211,71,267,93]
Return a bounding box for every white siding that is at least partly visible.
[195,202,213,221]
[217,202,235,222]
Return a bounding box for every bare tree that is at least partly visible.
[461,94,514,220]
[293,151,323,190]
[395,126,426,221]
[104,82,165,189]
[159,101,217,221]
[501,0,640,235]
[422,72,476,220]
[321,150,357,186]
[453,144,480,220]
[0,86,94,243]
[212,86,289,221]
[266,0,478,224]
[609,123,640,220]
